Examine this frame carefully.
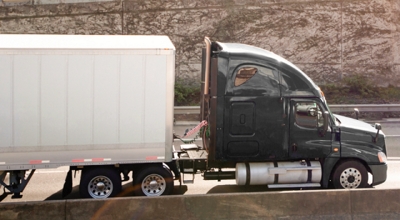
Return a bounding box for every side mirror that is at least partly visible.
[319,111,329,137]
[308,107,317,117]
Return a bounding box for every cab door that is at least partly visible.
[222,64,286,160]
[289,99,332,159]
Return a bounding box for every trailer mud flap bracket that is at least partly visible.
[62,170,73,198]
[0,170,36,199]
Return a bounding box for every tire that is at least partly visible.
[133,166,174,196]
[79,167,122,199]
[332,160,368,189]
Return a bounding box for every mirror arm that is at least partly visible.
[320,111,329,137]
[373,123,381,143]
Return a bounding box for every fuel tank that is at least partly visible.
[236,161,321,185]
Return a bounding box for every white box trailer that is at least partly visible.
[0,34,176,198]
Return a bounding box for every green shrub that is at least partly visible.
[319,83,349,103]
[319,76,400,104]
[379,84,400,102]
[174,76,400,106]
[342,75,379,97]
[174,79,201,106]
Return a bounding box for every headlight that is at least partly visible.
[378,152,387,163]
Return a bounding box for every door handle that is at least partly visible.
[292,143,297,152]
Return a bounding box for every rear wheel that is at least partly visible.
[133,166,173,196]
[79,167,122,199]
[332,160,368,189]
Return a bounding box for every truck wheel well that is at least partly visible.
[329,158,371,183]
[131,163,166,177]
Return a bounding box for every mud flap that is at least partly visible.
[62,170,72,198]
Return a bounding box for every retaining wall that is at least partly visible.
[1,0,400,86]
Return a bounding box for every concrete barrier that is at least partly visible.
[350,189,400,219]
[0,189,399,220]
[0,200,65,220]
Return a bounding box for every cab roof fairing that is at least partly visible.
[214,41,320,96]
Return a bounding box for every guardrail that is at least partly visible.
[174,104,400,115]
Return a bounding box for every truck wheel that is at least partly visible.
[133,166,173,196]
[332,160,368,189]
[79,168,122,199]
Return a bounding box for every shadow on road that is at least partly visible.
[0,192,9,202]
[42,180,324,201]
[45,186,80,201]
[206,185,269,194]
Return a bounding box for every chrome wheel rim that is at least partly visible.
[88,175,113,198]
[141,174,166,196]
[339,167,362,189]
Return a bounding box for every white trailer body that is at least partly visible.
[0,34,175,171]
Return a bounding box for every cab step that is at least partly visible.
[268,183,321,188]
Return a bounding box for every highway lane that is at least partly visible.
[379,119,400,157]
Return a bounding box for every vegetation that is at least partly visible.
[174,79,201,106]
[174,75,400,120]
[320,75,400,104]
[175,75,400,106]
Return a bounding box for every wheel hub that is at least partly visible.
[340,168,362,189]
[142,174,166,196]
[347,176,355,183]
[88,176,113,198]
[96,182,105,191]
[149,180,159,189]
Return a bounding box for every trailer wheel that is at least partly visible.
[133,166,173,196]
[332,160,368,189]
[79,168,122,199]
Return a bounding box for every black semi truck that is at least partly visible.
[174,37,387,190]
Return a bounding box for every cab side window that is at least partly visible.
[232,65,280,96]
[295,102,324,128]
[235,67,257,86]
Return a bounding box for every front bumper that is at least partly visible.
[369,163,387,186]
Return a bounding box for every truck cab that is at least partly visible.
[180,38,388,189]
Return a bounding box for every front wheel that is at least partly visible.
[332,160,368,189]
[133,166,174,196]
[79,167,122,199]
